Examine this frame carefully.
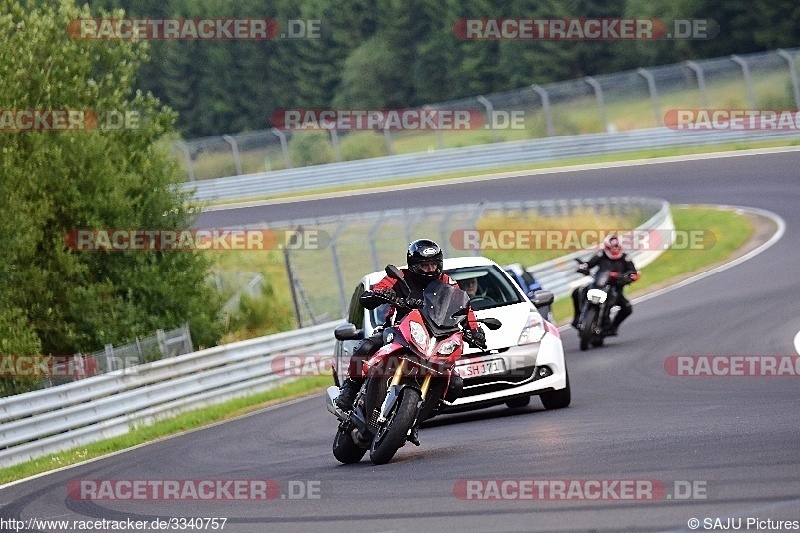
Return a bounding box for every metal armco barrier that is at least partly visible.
[0,199,673,467]
[183,128,800,202]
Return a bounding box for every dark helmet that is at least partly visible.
[406,239,444,281]
[603,234,623,260]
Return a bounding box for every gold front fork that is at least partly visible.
[389,359,406,387]
[419,374,432,401]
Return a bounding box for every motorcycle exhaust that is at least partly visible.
[325,386,348,421]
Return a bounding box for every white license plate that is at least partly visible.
[456,358,506,378]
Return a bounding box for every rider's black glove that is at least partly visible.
[577,263,590,275]
[372,288,396,302]
[463,327,487,350]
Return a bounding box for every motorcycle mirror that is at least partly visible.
[385,264,411,292]
[334,323,364,341]
[532,291,554,308]
[480,317,502,330]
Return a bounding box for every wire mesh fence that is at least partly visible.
[274,197,662,328]
[173,48,800,181]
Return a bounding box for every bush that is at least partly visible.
[288,131,337,166]
[340,131,389,161]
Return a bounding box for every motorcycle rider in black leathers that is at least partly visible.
[571,234,639,335]
[335,239,486,445]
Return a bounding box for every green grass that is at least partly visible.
[0,375,331,485]
[549,205,755,323]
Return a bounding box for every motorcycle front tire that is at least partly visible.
[369,387,420,465]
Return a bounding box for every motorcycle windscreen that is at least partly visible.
[421,280,471,334]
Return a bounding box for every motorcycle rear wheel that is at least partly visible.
[369,388,420,465]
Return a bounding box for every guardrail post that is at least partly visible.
[777,49,800,109]
[222,135,243,176]
[731,55,756,108]
[637,68,663,126]
[271,128,292,169]
[584,77,609,132]
[476,95,499,142]
[685,60,709,108]
[530,84,554,137]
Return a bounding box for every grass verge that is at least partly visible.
[207,138,800,207]
[0,205,758,485]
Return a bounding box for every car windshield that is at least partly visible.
[447,265,525,310]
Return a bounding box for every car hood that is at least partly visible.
[465,301,535,354]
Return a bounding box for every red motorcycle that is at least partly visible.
[327,265,501,465]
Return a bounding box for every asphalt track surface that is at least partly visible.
[2,149,799,533]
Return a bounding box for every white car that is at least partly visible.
[333,256,570,411]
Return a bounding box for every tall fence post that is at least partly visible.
[585,77,609,132]
[637,68,663,126]
[531,84,554,137]
[731,55,756,108]
[329,129,342,162]
[383,126,395,156]
[423,105,444,149]
[476,95,498,142]
[685,60,709,108]
[271,128,292,169]
[777,49,800,109]
[329,222,351,319]
[175,141,195,182]
[222,135,243,176]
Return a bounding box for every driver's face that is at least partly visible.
[460,277,478,296]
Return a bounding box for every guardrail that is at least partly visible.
[0,198,673,468]
[184,127,800,202]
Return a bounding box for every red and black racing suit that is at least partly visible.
[349,269,481,408]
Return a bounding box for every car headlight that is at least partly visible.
[437,339,460,355]
[409,321,429,351]
[518,312,546,345]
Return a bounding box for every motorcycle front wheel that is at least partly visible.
[333,427,367,464]
[369,387,420,465]
[579,307,597,351]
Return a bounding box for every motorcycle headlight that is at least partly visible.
[437,339,460,355]
[586,288,607,304]
[518,312,546,345]
[409,321,428,351]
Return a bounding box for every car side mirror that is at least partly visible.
[334,323,364,341]
[480,317,502,330]
[532,291,554,308]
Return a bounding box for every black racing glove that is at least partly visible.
[577,263,590,275]
[371,289,422,309]
[463,327,487,350]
